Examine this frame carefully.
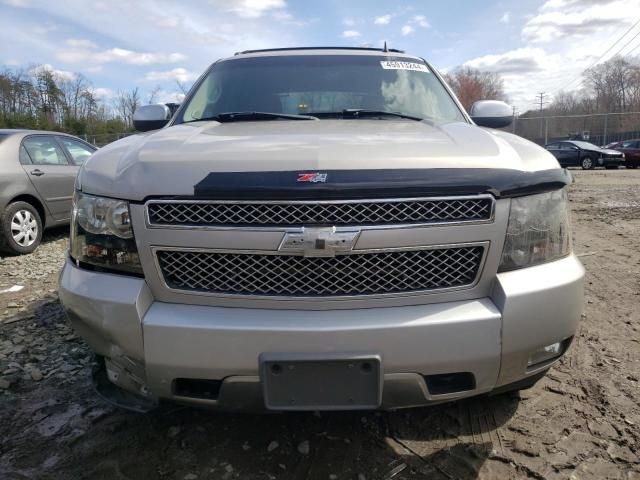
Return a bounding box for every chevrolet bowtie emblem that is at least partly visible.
[279,227,360,257]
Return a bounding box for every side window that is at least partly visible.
[58,137,95,166]
[546,143,558,150]
[621,141,633,148]
[23,136,69,166]
[19,145,32,165]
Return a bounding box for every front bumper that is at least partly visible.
[59,254,584,410]
[600,155,624,166]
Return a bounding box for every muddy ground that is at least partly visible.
[0,169,639,480]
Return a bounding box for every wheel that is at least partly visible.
[581,155,595,170]
[627,163,638,169]
[0,201,43,254]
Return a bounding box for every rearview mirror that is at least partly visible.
[133,104,171,132]
[470,100,513,128]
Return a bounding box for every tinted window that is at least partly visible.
[621,140,635,148]
[570,141,598,149]
[546,143,559,150]
[58,137,95,165]
[23,136,69,165]
[178,55,465,125]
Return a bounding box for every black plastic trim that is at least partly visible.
[425,372,476,395]
[72,256,145,279]
[236,46,405,55]
[193,168,571,200]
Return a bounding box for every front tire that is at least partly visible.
[581,155,595,170]
[0,201,43,255]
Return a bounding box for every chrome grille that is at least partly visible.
[147,197,493,227]
[156,246,485,297]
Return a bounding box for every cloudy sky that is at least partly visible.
[2,0,640,112]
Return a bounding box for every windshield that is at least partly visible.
[176,55,465,125]
[572,141,599,149]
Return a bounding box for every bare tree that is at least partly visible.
[444,66,508,111]
[113,87,141,127]
[147,85,162,104]
[175,79,189,95]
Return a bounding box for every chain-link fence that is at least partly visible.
[513,111,640,146]
[84,111,640,149]
[80,132,135,147]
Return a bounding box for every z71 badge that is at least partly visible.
[297,172,328,183]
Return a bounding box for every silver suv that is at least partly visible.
[59,48,584,411]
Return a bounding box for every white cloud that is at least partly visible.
[343,19,355,26]
[212,0,287,18]
[0,0,31,6]
[413,15,430,28]
[56,45,186,65]
[342,30,361,38]
[464,47,554,74]
[30,64,75,81]
[150,15,180,28]
[500,12,511,24]
[401,25,415,36]
[523,0,640,43]
[155,90,186,104]
[144,67,198,82]
[65,38,98,49]
[450,0,640,111]
[374,15,391,25]
[92,87,114,99]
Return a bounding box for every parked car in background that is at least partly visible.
[0,129,96,254]
[603,139,640,169]
[545,140,624,169]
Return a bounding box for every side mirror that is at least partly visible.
[470,100,513,128]
[133,104,171,132]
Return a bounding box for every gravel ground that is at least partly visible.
[0,169,639,480]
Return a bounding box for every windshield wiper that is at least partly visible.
[183,111,318,123]
[309,109,423,121]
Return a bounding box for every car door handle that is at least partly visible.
[30,169,45,176]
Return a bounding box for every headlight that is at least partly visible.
[498,189,571,272]
[70,192,143,276]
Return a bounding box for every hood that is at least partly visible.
[600,148,623,156]
[79,119,560,201]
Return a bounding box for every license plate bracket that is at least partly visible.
[260,353,382,411]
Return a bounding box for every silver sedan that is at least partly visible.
[0,129,96,254]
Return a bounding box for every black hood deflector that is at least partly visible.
[192,168,571,200]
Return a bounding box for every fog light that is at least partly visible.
[528,342,563,367]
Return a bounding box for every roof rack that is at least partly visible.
[235,46,405,55]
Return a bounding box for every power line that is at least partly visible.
[617,28,640,56]
[534,92,549,112]
[627,41,640,56]
[550,17,640,94]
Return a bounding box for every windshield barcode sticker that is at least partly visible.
[380,61,429,72]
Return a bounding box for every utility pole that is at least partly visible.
[512,105,517,134]
[534,92,549,143]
